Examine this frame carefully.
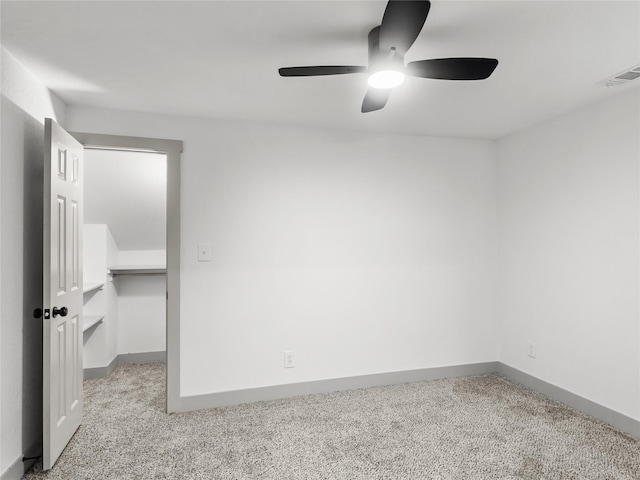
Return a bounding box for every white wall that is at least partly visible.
[115,274,166,355]
[66,107,498,397]
[0,48,67,477]
[83,224,118,368]
[497,88,640,420]
[114,250,166,355]
[117,249,166,266]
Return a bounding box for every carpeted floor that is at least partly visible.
[24,363,639,479]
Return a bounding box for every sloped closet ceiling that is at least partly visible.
[84,149,166,251]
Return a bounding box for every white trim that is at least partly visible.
[178,362,499,412]
[83,352,166,380]
[178,361,639,439]
[0,455,30,480]
[496,363,639,438]
[83,356,118,380]
[0,441,39,480]
[118,351,166,364]
[70,131,181,413]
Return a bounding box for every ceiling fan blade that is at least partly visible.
[379,0,431,56]
[406,58,499,80]
[279,66,367,77]
[361,88,391,113]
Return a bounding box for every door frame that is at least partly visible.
[70,131,182,413]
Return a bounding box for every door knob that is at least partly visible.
[52,306,68,318]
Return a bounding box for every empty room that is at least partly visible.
[1,0,639,479]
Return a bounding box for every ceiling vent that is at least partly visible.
[597,64,640,87]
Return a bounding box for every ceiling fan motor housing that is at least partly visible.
[368,26,404,73]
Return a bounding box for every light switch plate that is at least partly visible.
[198,243,211,262]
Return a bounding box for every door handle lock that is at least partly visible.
[52,306,68,318]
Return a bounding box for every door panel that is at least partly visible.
[72,200,79,289]
[43,118,84,470]
[56,195,66,293]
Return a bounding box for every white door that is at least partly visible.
[42,118,84,470]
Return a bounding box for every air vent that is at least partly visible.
[597,64,640,87]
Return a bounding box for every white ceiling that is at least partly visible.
[1,0,639,139]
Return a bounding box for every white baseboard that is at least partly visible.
[1,453,37,480]
[118,351,166,364]
[496,363,639,438]
[83,356,118,380]
[83,351,166,380]
[178,361,638,440]
[178,362,499,412]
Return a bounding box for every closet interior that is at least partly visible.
[81,149,167,377]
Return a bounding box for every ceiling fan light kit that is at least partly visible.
[279,0,499,112]
[366,27,405,89]
[368,70,405,89]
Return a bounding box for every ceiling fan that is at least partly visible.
[278,0,498,113]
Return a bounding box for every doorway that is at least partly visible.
[70,132,182,413]
[83,148,167,374]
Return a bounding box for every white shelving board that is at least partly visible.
[83,282,105,294]
[108,265,166,276]
[83,314,104,332]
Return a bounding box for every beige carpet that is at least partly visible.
[25,363,639,479]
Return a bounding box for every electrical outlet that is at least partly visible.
[284,350,295,368]
[528,342,537,358]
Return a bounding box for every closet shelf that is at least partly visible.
[108,265,166,276]
[83,315,104,332]
[83,282,105,294]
